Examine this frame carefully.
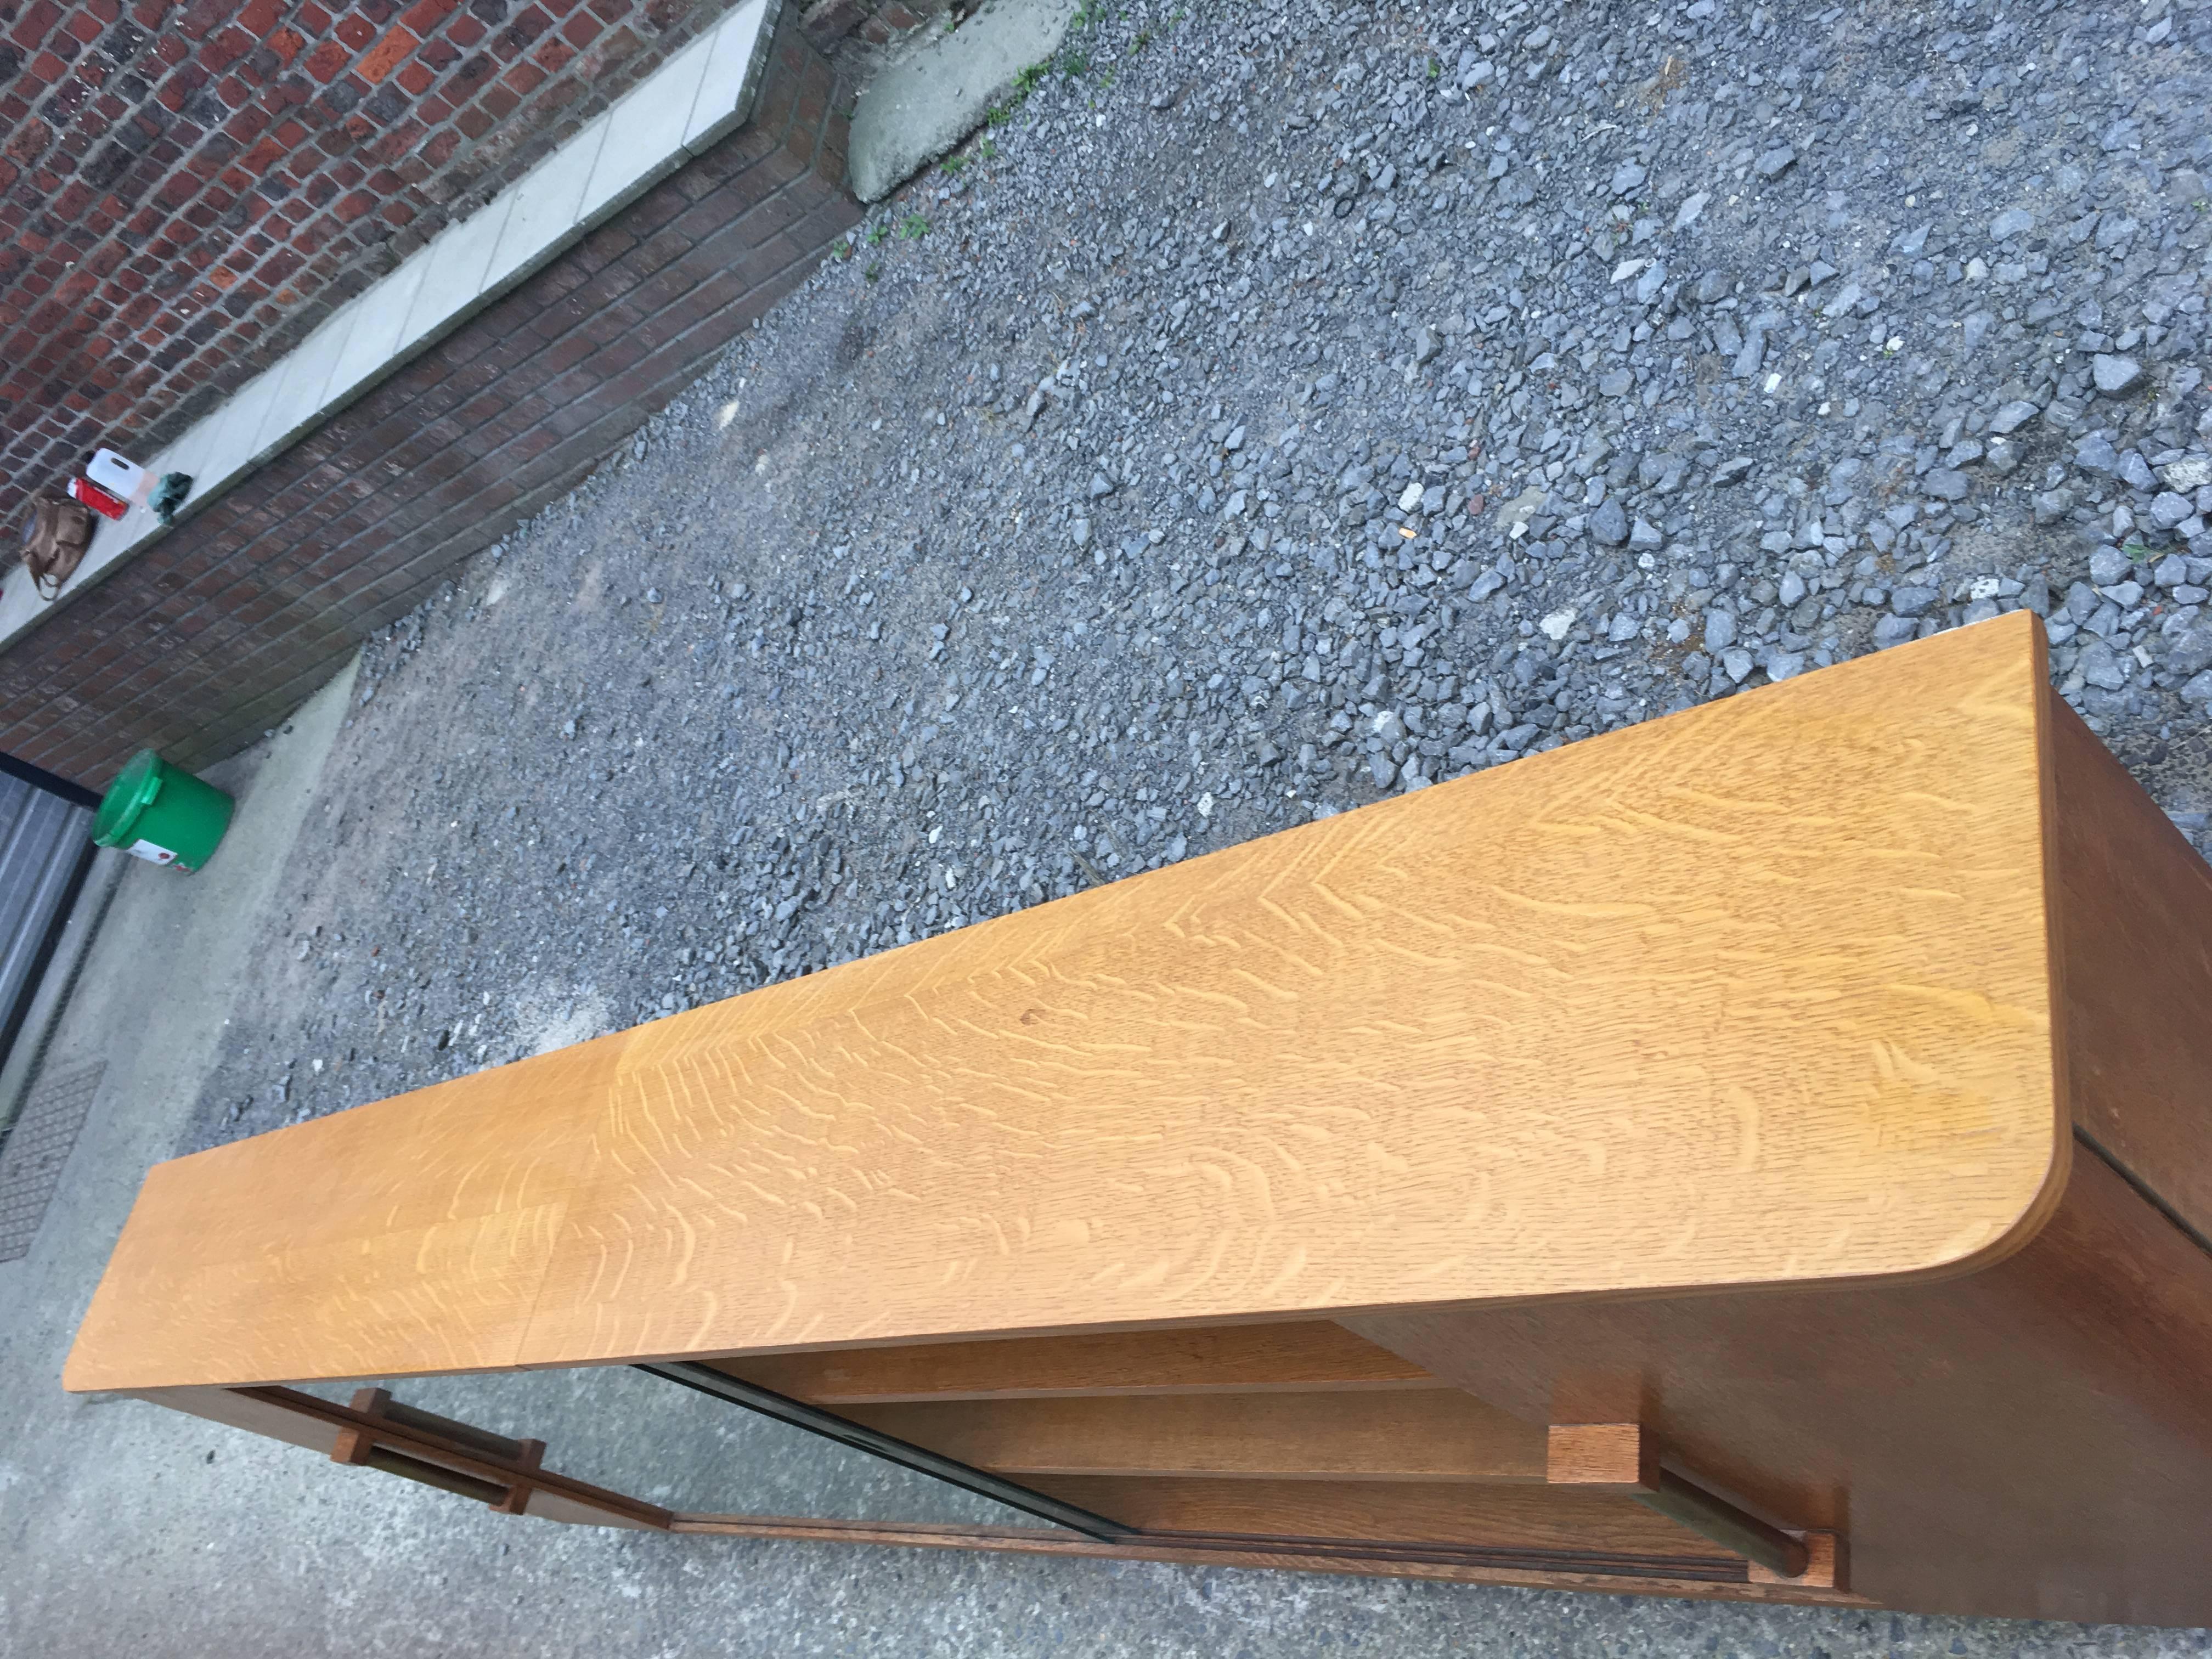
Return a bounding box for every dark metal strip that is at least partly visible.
[1633,1470,1807,1578]
[636,1361,1137,1543]
[1102,1526,1750,1581]
[0,751,100,811]
[665,1512,1757,1582]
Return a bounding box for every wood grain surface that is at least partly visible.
[1546,1422,1659,1492]
[68,614,2066,1392]
[838,1387,1545,1481]
[712,1321,1434,1401]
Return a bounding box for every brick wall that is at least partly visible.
[0,7,856,788]
[0,0,751,529]
[796,0,950,53]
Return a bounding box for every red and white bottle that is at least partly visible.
[68,475,128,522]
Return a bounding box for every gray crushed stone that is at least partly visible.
[174,0,2212,1645]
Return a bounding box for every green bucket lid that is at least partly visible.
[93,750,164,848]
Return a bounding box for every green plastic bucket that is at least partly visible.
[93,750,234,872]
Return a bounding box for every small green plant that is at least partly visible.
[901,213,930,239]
[1133,25,1152,46]
[1060,48,1090,75]
[986,60,1052,124]
[941,155,967,176]
[1427,55,1441,78]
[866,222,889,245]
[865,260,883,282]
[978,137,998,160]
[833,237,854,259]
[2122,539,2154,563]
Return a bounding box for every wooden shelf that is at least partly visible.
[708,1321,1435,1402]
[834,1389,1544,1482]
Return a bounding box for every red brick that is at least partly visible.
[8,0,64,49]
[357,22,420,83]
[205,24,257,70]
[304,37,352,81]
[799,0,866,49]
[475,80,522,120]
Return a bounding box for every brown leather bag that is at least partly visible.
[21,488,95,600]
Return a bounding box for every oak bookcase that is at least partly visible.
[67,613,2212,1625]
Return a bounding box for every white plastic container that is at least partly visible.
[84,448,150,506]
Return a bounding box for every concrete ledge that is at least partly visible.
[846,0,1075,202]
[0,0,781,659]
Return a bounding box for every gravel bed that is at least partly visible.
[188,0,2212,1141]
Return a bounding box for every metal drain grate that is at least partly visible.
[0,1059,103,1263]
